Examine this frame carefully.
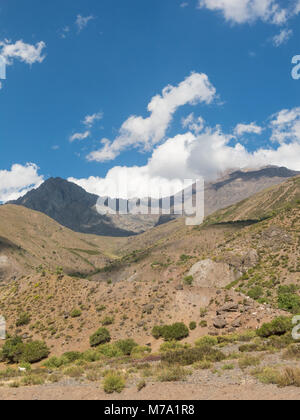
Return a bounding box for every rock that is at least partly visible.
[143,304,154,314]
[188,259,238,288]
[175,284,183,291]
[213,317,227,329]
[232,319,241,328]
[217,303,239,315]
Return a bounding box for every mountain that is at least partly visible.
[9,166,300,237]
[9,177,162,237]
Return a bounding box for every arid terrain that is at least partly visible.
[1,171,300,400]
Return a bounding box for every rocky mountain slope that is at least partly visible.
[2,175,300,355]
[9,166,299,237]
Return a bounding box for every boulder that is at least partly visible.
[217,303,239,315]
[213,316,227,329]
[188,259,238,289]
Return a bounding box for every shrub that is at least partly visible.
[103,373,125,394]
[283,344,300,360]
[131,345,151,358]
[160,341,187,353]
[278,367,300,387]
[247,286,263,300]
[189,322,197,331]
[61,352,82,363]
[115,339,138,356]
[253,367,281,385]
[2,337,24,363]
[152,323,189,341]
[183,276,193,286]
[195,336,218,347]
[2,337,49,364]
[98,343,123,358]
[161,346,225,366]
[256,316,292,338]
[157,366,188,382]
[21,341,50,363]
[277,286,300,313]
[238,355,260,369]
[137,380,146,391]
[102,316,114,326]
[90,328,111,347]
[70,309,82,318]
[16,312,31,327]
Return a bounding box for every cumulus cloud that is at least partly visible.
[0,40,46,65]
[270,107,300,144]
[70,107,300,199]
[83,112,103,127]
[234,122,263,136]
[87,73,217,162]
[69,131,91,142]
[0,163,44,202]
[75,15,95,32]
[198,0,290,25]
[272,28,293,46]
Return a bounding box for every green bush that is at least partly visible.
[2,338,49,364]
[152,323,189,341]
[102,316,114,326]
[247,286,263,300]
[90,328,111,347]
[257,316,292,338]
[2,337,24,363]
[21,341,50,363]
[161,346,225,366]
[183,276,193,286]
[16,312,31,327]
[115,339,138,356]
[103,373,125,394]
[61,352,82,363]
[277,286,300,313]
[195,336,218,347]
[70,308,82,318]
[97,343,123,358]
[189,321,197,331]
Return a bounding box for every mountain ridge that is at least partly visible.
[8,166,300,237]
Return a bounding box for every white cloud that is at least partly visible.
[71,106,300,199]
[182,113,205,134]
[272,28,293,46]
[83,112,103,127]
[87,72,217,162]
[234,122,263,136]
[75,15,94,32]
[0,40,46,65]
[270,107,300,144]
[0,163,44,203]
[69,131,90,142]
[198,0,289,25]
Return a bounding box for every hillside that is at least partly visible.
[0,204,127,281]
[204,175,300,225]
[1,176,300,399]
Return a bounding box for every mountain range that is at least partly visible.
[9,166,300,237]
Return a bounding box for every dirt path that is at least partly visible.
[1,381,300,400]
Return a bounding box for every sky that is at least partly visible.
[1,0,300,201]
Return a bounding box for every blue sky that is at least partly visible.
[1,0,300,201]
